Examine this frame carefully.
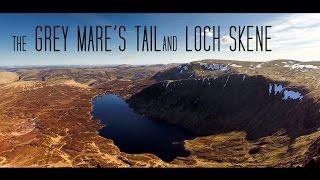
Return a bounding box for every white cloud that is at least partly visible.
[189,14,320,62]
[201,29,213,37]
[264,14,320,61]
[270,14,320,33]
[268,14,320,52]
[221,35,233,44]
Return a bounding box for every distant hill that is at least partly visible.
[9,64,177,86]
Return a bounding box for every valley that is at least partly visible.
[0,59,320,167]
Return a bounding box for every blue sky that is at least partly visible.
[0,13,319,66]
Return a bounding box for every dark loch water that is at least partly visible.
[92,94,193,162]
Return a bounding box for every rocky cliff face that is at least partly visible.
[129,74,320,140]
[127,59,320,167]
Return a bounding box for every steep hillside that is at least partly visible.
[128,59,320,167]
[152,59,320,93]
[129,74,319,140]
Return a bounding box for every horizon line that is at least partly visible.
[0,58,317,68]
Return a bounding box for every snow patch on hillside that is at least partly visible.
[229,64,242,68]
[223,76,230,88]
[179,65,189,73]
[283,64,318,70]
[249,63,264,70]
[242,75,246,81]
[283,90,304,100]
[256,63,263,68]
[178,63,230,74]
[165,80,172,89]
[199,63,229,72]
[268,83,303,101]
